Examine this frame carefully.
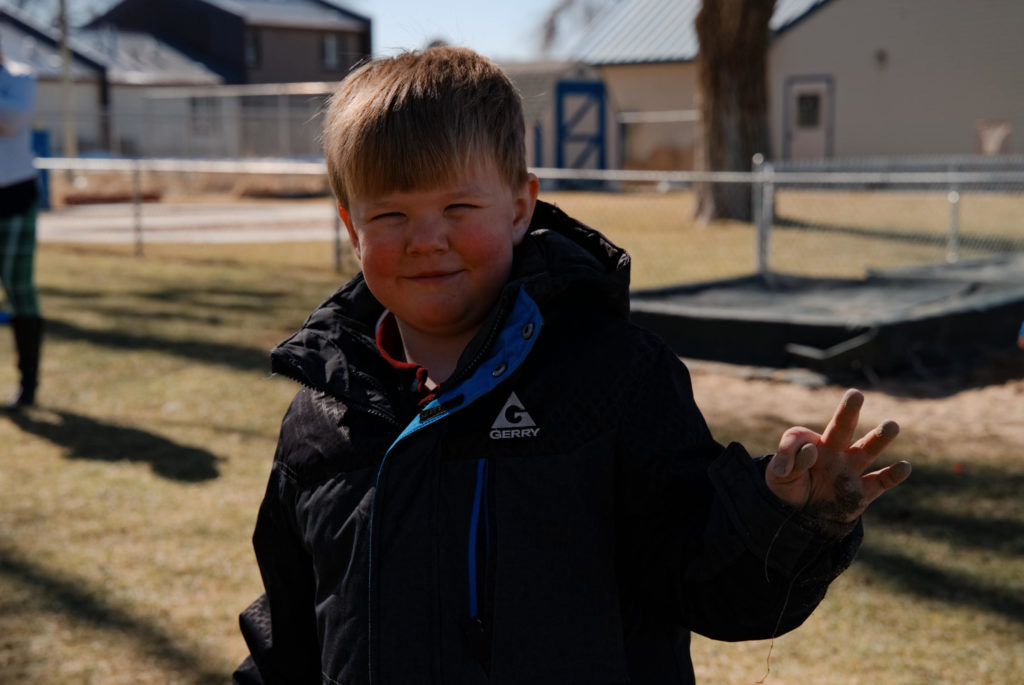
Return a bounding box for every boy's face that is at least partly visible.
[339,157,538,344]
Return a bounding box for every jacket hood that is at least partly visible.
[512,200,631,318]
[269,200,631,406]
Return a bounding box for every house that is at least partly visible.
[568,0,703,170]
[1,7,108,154]
[2,5,225,155]
[84,0,372,85]
[81,0,373,157]
[768,0,1024,161]
[570,0,1024,167]
[2,0,372,158]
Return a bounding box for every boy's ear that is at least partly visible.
[338,204,361,259]
[511,173,539,245]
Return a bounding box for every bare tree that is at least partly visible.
[693,0,776,223]
[540,0,776,223]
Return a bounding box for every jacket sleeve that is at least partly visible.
[691,443,862,640]
[235,432,323,682]
[0,70,35,137]
[614,333,861,642]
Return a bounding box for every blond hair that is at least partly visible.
[323,46,528,208]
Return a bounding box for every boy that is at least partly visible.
[235,47,911,684]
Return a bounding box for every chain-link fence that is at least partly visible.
[761,156,1024,281]
[32,86,332,159]
[33,157,1024,289]
[537,162,1024,287]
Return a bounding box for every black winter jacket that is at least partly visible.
[235,201,862,685]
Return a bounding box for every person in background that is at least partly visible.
[0,36,44,410]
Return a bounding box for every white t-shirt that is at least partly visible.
[0,59,38,189]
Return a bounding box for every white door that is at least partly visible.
[784,77,832,160]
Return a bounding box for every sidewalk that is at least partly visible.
[37,200,342,244]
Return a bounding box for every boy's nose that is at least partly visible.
[406,215,450,254]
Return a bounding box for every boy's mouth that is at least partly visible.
[405,269,463,282]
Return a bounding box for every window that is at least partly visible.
[245,30,261,68]
[322,33,340,70]
[797,93,821,129]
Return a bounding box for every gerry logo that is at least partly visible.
[490,392,540,440]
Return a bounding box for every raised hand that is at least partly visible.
[766,389,912,523]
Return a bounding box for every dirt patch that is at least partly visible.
[687,353,1024,466]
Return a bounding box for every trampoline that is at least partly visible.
[630,254,1024,377]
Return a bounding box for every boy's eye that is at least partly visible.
[446,203,477,212]
[370,212,403,222]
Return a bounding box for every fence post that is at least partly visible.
[753,154,774,278]
[334,207,343,273]
[278,94,291,158]
[32,130,52,210]
[132,160,144,257]
[946,189,961,263]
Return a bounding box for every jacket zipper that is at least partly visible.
[468,457,490,619]
[463,456,493,673]
[438,288,516,391]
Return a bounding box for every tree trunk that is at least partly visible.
[694,0,776,224]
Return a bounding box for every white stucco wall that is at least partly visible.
[33,80,106,154]
[769,0,1024,159]
[597,62,699,169]
[107,87,245,157]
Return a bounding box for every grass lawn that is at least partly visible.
[1,200,1022,682]
[1,242,344,683]
[540,188,1024,284]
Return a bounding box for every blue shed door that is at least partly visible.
[555,81,606,169]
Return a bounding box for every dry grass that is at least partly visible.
[1,245,343,683]
[2,192,1023,682]
[543,191,760,287]
[538,188,1024,285]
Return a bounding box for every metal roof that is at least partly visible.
[771,0,834,32]
[1,7,106,79]
[570,0,834,66]
[0,0,369,32]
[1,6,221,84]
[0,0,115,28]
[73,29,223,85]
[202,0,368,31]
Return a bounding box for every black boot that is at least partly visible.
[6,315,43,411]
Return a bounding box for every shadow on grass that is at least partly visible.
[866,462,1024,554]
[38,283,293,314]
[856,460,1024,626]
[45,318,272,375]
[854,546,1024,627]
[8,409,222,482]
[0,548,228,684]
